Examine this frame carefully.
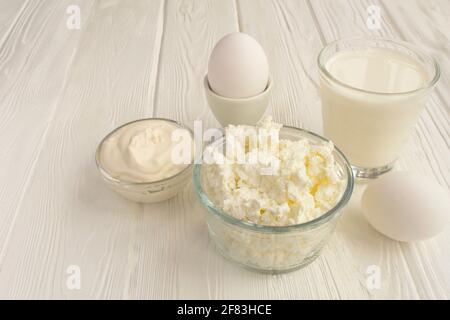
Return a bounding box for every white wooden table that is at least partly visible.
[0,0,449,300]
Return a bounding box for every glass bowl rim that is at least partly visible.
[95,117,194,187]
[193,125,355,233]
[317,36,440,96]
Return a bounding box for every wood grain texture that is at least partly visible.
[0,0,448,299]
[0,0,27,41]
[0,0,94,280]
[0,0,164,299]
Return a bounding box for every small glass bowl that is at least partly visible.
[193,126,354,273]
[95,118,194,203]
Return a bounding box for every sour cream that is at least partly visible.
[98,119,193,183]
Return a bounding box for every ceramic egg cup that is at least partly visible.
[204,75,272,127]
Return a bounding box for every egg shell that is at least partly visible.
[361,171,450,242]
[207,32,269,99]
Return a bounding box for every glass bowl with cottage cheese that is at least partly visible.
[193,118,354,273]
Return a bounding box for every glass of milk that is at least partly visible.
[318,38,440,179]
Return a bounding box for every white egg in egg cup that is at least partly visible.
[204,75,272,127]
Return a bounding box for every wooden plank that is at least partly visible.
[127,0,238,299]
[0,0,94,278]
[309,0,450,299]
[0,0,28,41]
[0,0,164,299]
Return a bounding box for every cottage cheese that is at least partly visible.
[204,117,344,226]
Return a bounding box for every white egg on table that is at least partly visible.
[362,171,450,242]
[207,32,269,99]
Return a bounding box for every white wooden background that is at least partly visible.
[0,0,449,300]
